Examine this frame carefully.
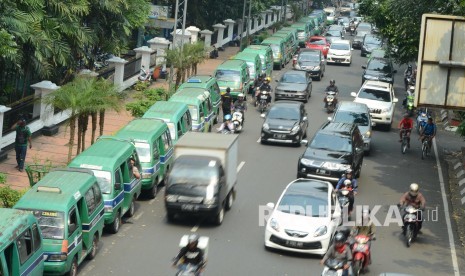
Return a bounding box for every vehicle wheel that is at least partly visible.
[361,52,365,57]
[225,188,235,211]
[86,234,99,260]
[215,206,225,225]
[167,211,175,222]
[317,73,322,81]
[147,178,158,199]
[421,144,427,160]
[109,211,121,234]
[125,196,136,218]
[406,225,413,247]
[208,125,212,132]
[353,260,362,276]
[355,164,362,178]
[66,257,78,276]
[402,140,407,154]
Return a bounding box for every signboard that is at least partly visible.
[149,5,169,19]
[415,14,465,110]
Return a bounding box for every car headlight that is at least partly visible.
[381,107,391,113]
[313,66,320,71]
[314,225,327,237]
[204,198,216,205]
[364,131,371,138]
[300,158,314,166]
[322,162,351,171]
[142,172,152,179]
[165,195,178,202]
[291,125,300,134]
[262,123,269,130]
[270,218,280,231]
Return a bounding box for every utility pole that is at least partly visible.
[246,0,252,46]
[169,0,188,93]
[241,0,247,49]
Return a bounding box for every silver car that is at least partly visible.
[329,101,374,154]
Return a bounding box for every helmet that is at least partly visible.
[343,179,352,186]
[188,234,199,247]
[408,64,412,69]
[224,114,232,120]
[345,168,353,175]
[265,77,271,82]
[330,79,335,85]
[409,183,419,197]
[226,87,231,93]
[238,93,245,98]
[334,232,346,244]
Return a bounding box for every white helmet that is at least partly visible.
[344,179,352,186]
[409,183,419,197]
[238,93,245,98]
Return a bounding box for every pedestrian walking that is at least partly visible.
[12,118,32,172]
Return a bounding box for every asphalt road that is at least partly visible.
[79,40,465,276]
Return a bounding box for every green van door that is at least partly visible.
[68,138,142,234]
[14,168,105,276]
[0,209,44,276]
[273,30,298,57]
[213,59,251,98]
[142,101,192,143]
[232,52,263,85]
[171,88,215,132]
[242,45,274,77]
[115,118,174,198]
[178,75,222,123]
[261,37,287,70]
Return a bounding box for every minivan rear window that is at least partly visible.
[215,70,241,82]
[91,170,112,194]
[31,210,65,240]
[134,142,151,163]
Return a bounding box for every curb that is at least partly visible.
[452,158,465,205]
[441,109,459,132]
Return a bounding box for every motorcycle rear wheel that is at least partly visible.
[401,137,408,154]
[421,142,427,160]
[406,225,413,247]
[353,259,363,276]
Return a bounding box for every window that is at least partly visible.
[85,187,96,215]
[93,184,102,206]
[213,83,221,96]
[68,209,78,236]
[32,223,42,251]
[206,99,212,113]
[162,131,172,152]
[114,169,122,190]
[183,112,192,130]
[153,142,160,160]
[177,121,183,137]
[16,228,33,264]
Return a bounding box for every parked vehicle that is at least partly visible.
[165,132,238,225]
[272,31,298,58]
[243,45,274,77]
[142,101,192,144]
[275,70,313,102]
[68,138,143,233]
[362,57,397,84]
[286,24,312,47]
[264,179,341,255]
[261,37,289,69]
[0,208,45,276]
[214,59,252,98]
[170,88,215,132]
[115,118,174,198]
[327,40,352,65]
[352,31,369,49]
[298,122,365,182]
[361,34,383,57]
[14,168,105,275]
[138,66,153,83]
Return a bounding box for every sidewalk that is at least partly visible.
[0,45,241,190]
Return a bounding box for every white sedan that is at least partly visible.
[264,178,341,255]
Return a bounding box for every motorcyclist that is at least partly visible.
[221,87,233,118]
[337,168,358,192]
[336,179,357,215]
[217,114,235,133]
[324,80,339,108]
[250,74,265,98]
[233,93,247,126]
[404,65,413,90]
[172,234,206,275]
[398,113,414,147]
[399,183,426,233]
[255,87,272,108]
[420,117,436,150]
[349,20,356,34]
[351,209,375,265]
[320,232,353,275]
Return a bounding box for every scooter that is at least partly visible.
[175,263,201,276]
[231,110,243,132]
[351,235,372,276]
[138,66,153,83]
[416,108,429,134]
[349,25,356,36]
[257,91,270,114]
[325,91,337,113]
[404,87,415,116]
[400,204,421,247]
[321,258,348,276]
[338,189,350,211]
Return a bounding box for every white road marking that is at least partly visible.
[237,161,245,172]
[133,211,144,221]
[257,137,261,143]
[190,225,199,232]
[433,139,460,275]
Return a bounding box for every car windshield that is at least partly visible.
[334,110,369,126]
[299,53,320,62]
[310,133,352,152]
[31,210,65,240]
[167,164,218,196]
[92,170,112,194]
[134,142,151,163]
[358,88,391,102]
[365,36,382,45]
[371,50,386,58]
[367,59,391,72]
[215,70,241,82]
[355,32,369,40]
[309,38,326,45]
[331,43,350,50]
[268,106,300,120]
[339,17,350,23]
[270,44,281,53]
[167,123,176,140]
[280,73,306,83]
[325,30,341,37]
[188,105,198,121]
[278,193,328,217]
[246,62,256,75]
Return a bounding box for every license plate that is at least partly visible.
[274,134,286,139]
[285,240,304,247]
[181,204,198,211]
[317,169,326,174]
[262,96,268,99]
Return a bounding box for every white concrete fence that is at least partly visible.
[0,4,296,159]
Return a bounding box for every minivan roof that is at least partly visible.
[143,101,189,123]
[0,209,37,250]
[115,118,167,143]
[216,59,247,69]
[178,75,217,90]
[233,52,260,61]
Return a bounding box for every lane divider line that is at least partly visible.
[237,161,245,172]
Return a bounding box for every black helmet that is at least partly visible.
[408,64,412,69]
[226,87,231,93]
[334,232,346,243]
[330,79,335,85]
[188,234,199,246]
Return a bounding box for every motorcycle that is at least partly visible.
[231,110,243,132]
[325,91,338,113]
[351,235,372,276]
[175,263,201,276]
[338,189,350,211]
[416,108,429,134]
[349,25,356,36]
[321,258,348,276]
[400,204,421,247]
[138,66,153,83]
[257,91,270,114]
[403,87,415,116]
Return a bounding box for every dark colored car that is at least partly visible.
[357,22,372,33]
[275,70,313,102]
[361,34,383,57]
[352,31,370,49]
[325,29,344,44]
[362,57,397,85]
[297,122,365,183]
[294,48,325,80]
[261,101,308,146]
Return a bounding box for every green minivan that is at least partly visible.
[288,23,312,47]
[178,75,222,122]
[273,30,298,57]
[68,138,142,234]
[243,45,274,77]
[0,208,44,276]
[300,16,321,36]
[170,88,214,132]
[261,37,287,69]
[14,168,105,276]
[214,59,251,98]
[142,101,192,143]
[232,52,263,84]
[115,118,174,198]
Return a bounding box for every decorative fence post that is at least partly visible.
[31,81,60,136]
[200,29,213,50]
[0,105,12,161]
[186,26,201,43]
[223,19,235,45]
[134,46,155,72]
[107,57,128,88]
[148,37,171,72]
[213,23,226,48]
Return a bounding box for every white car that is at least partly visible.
[351,80,399,130]
[264,179,341,255]
[326,40,352,65]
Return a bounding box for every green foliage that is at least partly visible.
[0,173,27,208]
[254,31,271,44]
[133,81,150,92]
[455,111,465,137]
[125,87,168,118]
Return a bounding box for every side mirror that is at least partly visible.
[328,116,332,121]
[266,202,275,209]
[393,69,398,73]
[350,92,357,97]
[260,113,266,118]
[303,116,308,121]
[393,98,399,103]
[300,139,308,146]
[371,121,377,127]
[361,65,366,69]
[115,183,121,190]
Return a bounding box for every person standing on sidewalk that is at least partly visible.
[11,118,32,172]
